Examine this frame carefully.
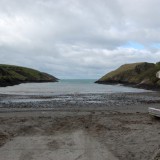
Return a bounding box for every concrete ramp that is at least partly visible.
[0,130,118,160]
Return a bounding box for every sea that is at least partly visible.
[0,79,149,95]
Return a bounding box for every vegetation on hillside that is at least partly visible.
[96,62,160,90]
[0,64,58,87]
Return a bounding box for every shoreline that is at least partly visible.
[1,92,160,112]
[95,81,160,91]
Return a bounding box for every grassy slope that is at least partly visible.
[0,64,58,87]
[96,62,160,89]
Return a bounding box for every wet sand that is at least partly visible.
[0,92,160,160]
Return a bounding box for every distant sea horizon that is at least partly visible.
[0,79,149,95]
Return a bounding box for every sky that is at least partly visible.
[0,0,160,79]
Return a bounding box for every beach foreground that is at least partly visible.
[0,92,160,160]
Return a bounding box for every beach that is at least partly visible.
[0,92,160,160]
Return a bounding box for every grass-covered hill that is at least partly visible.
[0,64,58,87]
[95,62,160,90]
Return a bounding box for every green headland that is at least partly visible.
[0,64,58,87]
[95,62,160,90]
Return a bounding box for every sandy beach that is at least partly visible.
[0,92,160,160]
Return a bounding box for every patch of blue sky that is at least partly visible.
[121,41,145,50]
[151,43,160,49]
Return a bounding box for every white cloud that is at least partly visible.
[0,0,160,78]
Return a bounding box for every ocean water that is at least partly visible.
[0,79,149,95]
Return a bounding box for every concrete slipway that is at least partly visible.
[0,130,118,160]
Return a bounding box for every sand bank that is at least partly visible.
[0,92,160,160]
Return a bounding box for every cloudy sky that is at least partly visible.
[0,0,160,79]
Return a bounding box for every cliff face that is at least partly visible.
[95,62,160,90]
[0,64,58,87]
